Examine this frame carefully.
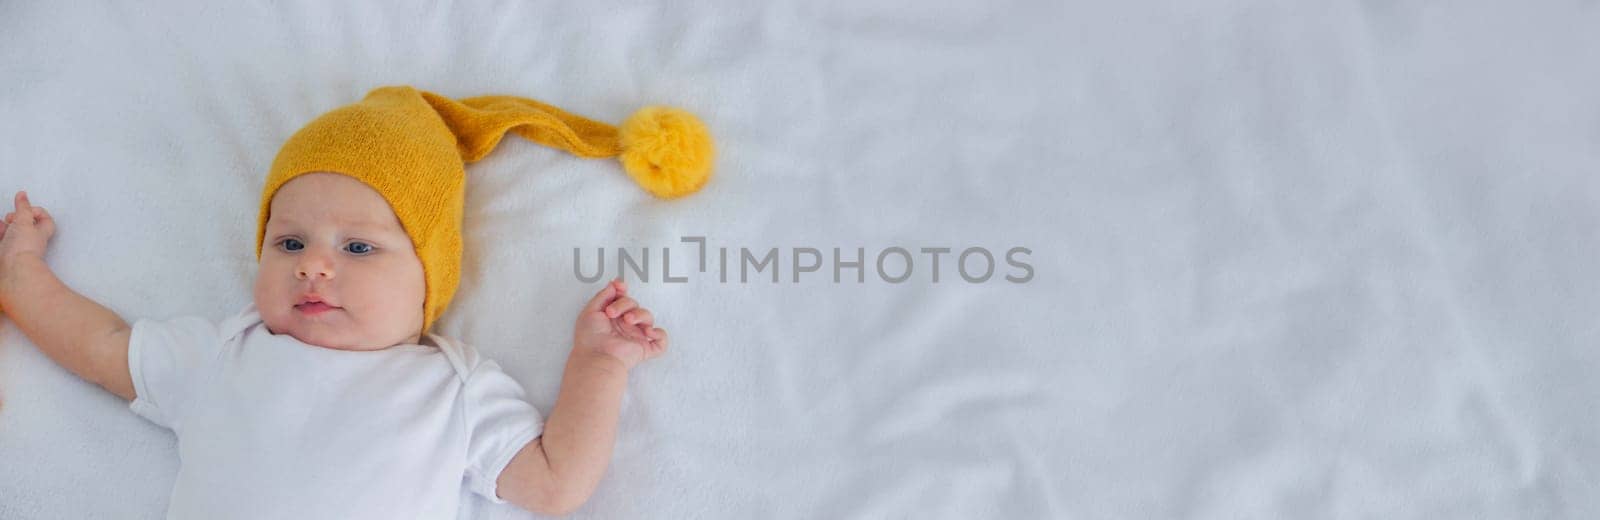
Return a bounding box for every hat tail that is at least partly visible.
[418,91,714,199]
[421,92,620,161]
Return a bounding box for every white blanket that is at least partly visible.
[2,1,1597,518]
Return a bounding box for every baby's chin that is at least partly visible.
[262,313,400,351]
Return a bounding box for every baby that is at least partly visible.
[0,86,713,517]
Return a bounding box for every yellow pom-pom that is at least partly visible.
[618,106,715,198]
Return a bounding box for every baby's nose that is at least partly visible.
[295,258,335,280]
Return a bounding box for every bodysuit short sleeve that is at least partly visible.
[126,315,222,431]
[462,358,546,503]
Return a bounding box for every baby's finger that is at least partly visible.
[31,207,53,234]
[581,281,621,315]
[15,191,30,212]
[651,328,669,355]
[623,308,654,328]
[605,296,638,319]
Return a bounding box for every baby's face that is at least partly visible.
[254,172,426,351]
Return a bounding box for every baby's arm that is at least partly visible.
[497,349,632,515]
[0,191,135,401]
[497,279,668,515]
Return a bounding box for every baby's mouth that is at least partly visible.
[295,302,341,315]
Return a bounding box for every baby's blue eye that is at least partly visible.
[281,238,304,251]
[345,242,374,255]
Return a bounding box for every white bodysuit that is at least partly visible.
[126,303,544,519]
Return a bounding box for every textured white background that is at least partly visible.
[1,1,1596,518]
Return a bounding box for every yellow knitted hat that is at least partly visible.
[255,85,715,336]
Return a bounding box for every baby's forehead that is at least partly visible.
[268,176,405,232]
[271,184,380,208]
[268,209,399,232]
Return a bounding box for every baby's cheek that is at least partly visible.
[250,271,273,309]
[377,257,426,308]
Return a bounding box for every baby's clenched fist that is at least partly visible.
[573,278,668,370]
[0,190,56,264]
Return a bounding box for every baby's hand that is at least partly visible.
[573,278,668,371]
[0,191,56,263]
